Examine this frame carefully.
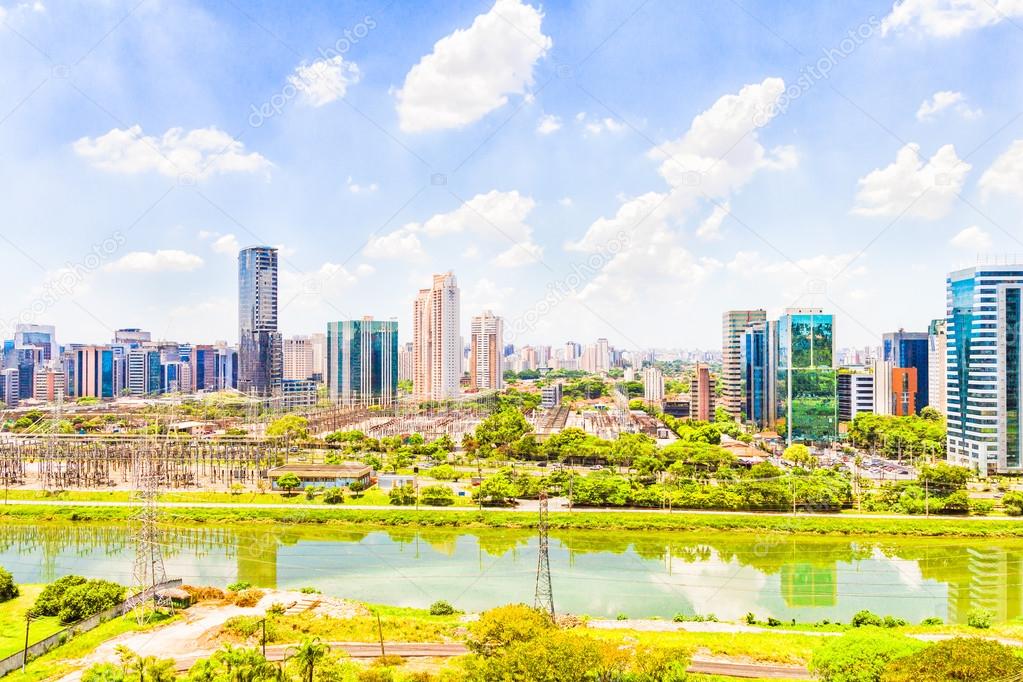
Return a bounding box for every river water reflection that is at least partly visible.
[1,523,1020,624]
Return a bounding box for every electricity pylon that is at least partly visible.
[534,491,555,619]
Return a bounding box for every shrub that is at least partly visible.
[233,589,264,607]
[82,662,125,681]
[323,487,346,505]
[373,654,406,667]
[429,600,456,616]
[267,602,286,615]
[851,609,884,627]
[966,608,994,629]
[33,575,87,616]
[389,484,416,506]
[299,586,320,594]
[57,579,125,624]
[227,580,252,592]
[745,612,757,625]
[766,617,782,627]
[419,485,456,507]
[182,585,224,601]
[0,566,18,603]
[881,637,1023,681]
[969,499,994,516]
[883,616,907,628]
[810,629,924,682]
[467,604,554,655]
[919,616,943,625]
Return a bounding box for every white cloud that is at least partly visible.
[882,0,1023,37]
[74,125,271,180]
[979,139,1023,199]
[695,202,729,240]
[395,0,551,133]
[462,244,481,258]
[288,56,360,107]
[581,115,626,135]
[347,176,379,193]
[364,226,426,261]
[853,143,970,219]
[463,278,514,315]
[212,234,240,255]
[949,225,992,251]
[916,90,982,120]
[558,196,573,207]
[104,250,204,273]
[197,230,217,240]
[537,114,562,135]
[726,250,868,307]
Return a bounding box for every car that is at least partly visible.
[590,465,603,470]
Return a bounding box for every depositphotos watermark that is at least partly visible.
[0,231,126,338]
[248,15,377,128]
[753,15,881,127]
[506,231,631,342]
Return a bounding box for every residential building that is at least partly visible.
[310,332,326,383]
[692,362,715,421]
[398,342,414,383]
[722,309,767,419]
[838,371,874,422]
[238,246,282,396]
[33,366,65,402]
[642,366,664,404]
[928,318,948,415]
[283,336,315,381]
[469,310,504,390]
[327,317,399,405]
[873,359,894,416]
[541,382,563,409]
[775,308,837,443]
[882,329,929,413]
[412,272,460,400]
[946,265,1023,474]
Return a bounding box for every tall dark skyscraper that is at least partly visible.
[238,246,282,396]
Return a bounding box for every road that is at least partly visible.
[2,497,1020,520]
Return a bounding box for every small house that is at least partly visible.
[268,463,372,490]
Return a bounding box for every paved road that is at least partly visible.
[1,497,1019,520]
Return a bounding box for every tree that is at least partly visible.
[56,579,126,624]
[0,566,18,603]
[610,433,656,470]
[289,637,329,682]
[784,443,816,469]
[809,629,924,682]
[881,637,1023,681]
[473,473,519,506]
[419,485,456,506]
[466,604,554,655]
[917,462,970,495]
[475,408,534,450]
[266,414,309,440]
[430,464,458,481]
[276,473,302,495]
[389,484,416,505]
[33,575,87,616]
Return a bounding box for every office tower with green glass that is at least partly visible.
[775,308,837,443]
[326,317,398,406]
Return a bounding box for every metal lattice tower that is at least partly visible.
[128,414,166,623]
[533,491,555,618]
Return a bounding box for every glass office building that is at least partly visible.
[740,321,768,426]
[776,309,837,443]
[882,329,929,413]
[326,318,399,406]
[946,265,1023,475]
[238,246,282,396]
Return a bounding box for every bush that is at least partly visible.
[969,499,994,516]
[0,566,18,603]
[810,629,924,682]
[467,604,553,655]
[429,600,456,616]
[851,610,884,628]
[389,484,416,506]
[323,487,345,505]
[227,580,252,592]
[56,580,125,624]
[919,616,943,626]
[299,586,320,594]
[881,637,1023,681]
[233,589,264,607]
[33,575,87,616]
[82,662,125,681]
[182,585,224,601]
[419,485,455,507]
[966,608,994,629]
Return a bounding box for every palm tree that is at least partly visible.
[289,637,329,682]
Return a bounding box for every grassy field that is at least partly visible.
[2,488,476,508]
[0,586,64,659]
[5,503,1023,537]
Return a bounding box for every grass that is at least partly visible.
[1,610,178,682]
[3,487,476,507]
[584,628,823,665]
[0,586,64,659]
[6,504,1023,537]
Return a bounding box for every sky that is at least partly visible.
[2,0,1023,353]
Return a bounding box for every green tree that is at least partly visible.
[389,484,416,506]
[917,462,970,495]
[419,485,456,506]
[289,637,329,682]
[276,472,302,495]
[266,414,309,440]
[610,433,656,470]
[0,566,18,602]
[32,575,87,616]
[473,473,519,506]
[881,637,1023,681]
[475,408,534,450]
[57,579,125,624]
[784,443,816,469]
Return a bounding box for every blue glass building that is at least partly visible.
[327,318,398,405]
[882,329,930,413]
[740,321,768,426]
[775,309,837,443]
[238,246,282,396]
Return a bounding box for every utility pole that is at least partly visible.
[22,615,31,672]
[534,491,555,619]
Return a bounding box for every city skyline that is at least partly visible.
[2,1,1022,348]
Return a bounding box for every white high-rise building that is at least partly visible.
[642,366,664,404]
[398,342,414,383]
[470,310,504,390]
[283,336,315,381]
[928,318,947,415]
[722,310,767,419]
[413,271,461,399]
[873,359,893,416]
[310,332,327,383]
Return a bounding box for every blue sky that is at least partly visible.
[2,0,1022,351]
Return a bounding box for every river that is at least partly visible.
[1,523,1019,625]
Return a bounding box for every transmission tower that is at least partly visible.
[127,413,166,623]
[533,491,555,618]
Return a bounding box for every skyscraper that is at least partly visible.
[775,308,837,443]
[327,317,398,405]
[946,265,1023,475]
[722,310,767,419]
[283,336,315,381]
[882,329,930,413]
[238,246,282,396]
[740,320,769,426]
[928,318,947,415]
[642,366,664,405]
[692,362,715,421]
[413,272,460,400]
[469,310,504,391]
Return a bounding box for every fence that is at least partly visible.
[0,578,182,677]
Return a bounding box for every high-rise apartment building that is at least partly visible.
[928,318,947,415]
[722,310,767,419]
[642,366,664,404]
[882,329,929,413]
[692,362,715,421]
[283,336,315,381]
[310,332,326,383]
[327,317,398,405]
[398,342,414,383]
[776,308,837,443]
[412,272,460,400]
[33,366,66,402]
[838,371,874,421]
[238,246,282,396]
[872,359,894,416]
[469,310,504,390]
[946,265,1023,474]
